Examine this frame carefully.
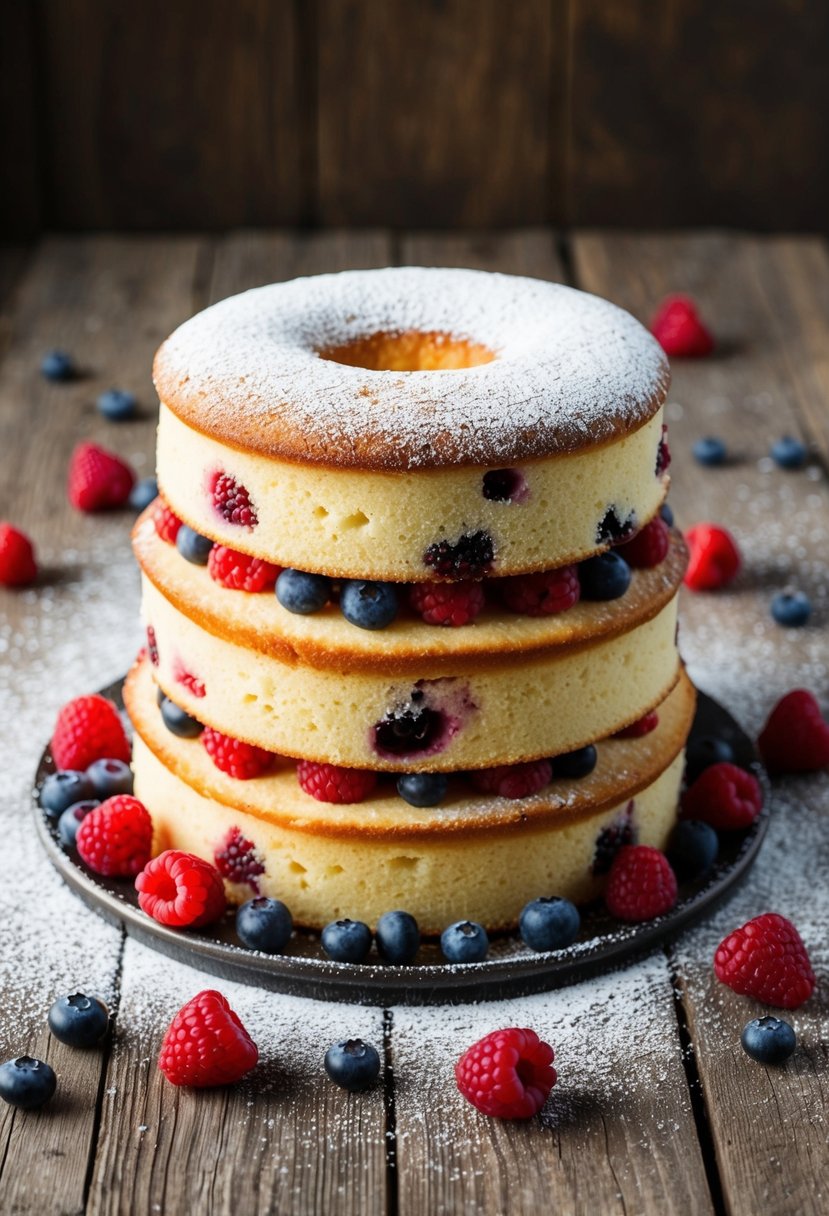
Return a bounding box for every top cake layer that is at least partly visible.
[154,268,669,473]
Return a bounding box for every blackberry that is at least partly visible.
[656,424,671,475]
[374,698,443,756]
[596,507,636,546]
[592,803,636,875]
[423,530,494,579]
[214,826,265,892]
[482,469,526,503]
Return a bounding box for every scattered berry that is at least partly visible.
[57,799,99,848]
[592,803,636,875]
[758,689,829,774]
[211,472,257,528]
[0,523,37,586]
[158,990,258,1087]
[40,769,95,818]
[554,744,597,779]
[152,499,182,544]
[681,762,763,831]
[605,846,677,922]
[455,1028,556,1119]
[208,544,280,592]
[660,502,675,527]
[741,1016,796,1065]
[374,701,443,757]
[340,579,399,630]
[129,476,159,512]
[176,525,213,566]
[471,759,552,800]
[617,517,670,568]
[202,728,273,780]
[656,424,672,476]
[86,757,133,797]
[500,566,580,616]
[324,1039,381,1091]
[68,441,135,511]
[136,850,227,927]
[214,827,265,891]
[275,568,332,615]
[297,761,377,804]
[650,295,714,357]
[482,468,528,503]
[597,506,636,545]
[375,911,420,964]
[440,920,489,963]
[236,897,293,953]
[160,696,204,739]
[714,913,815,1009]
[685,735,735,784]
[76,795,153,877]
[51,694,131,771]
[615,711,659,739]
[770,436,807,470]
[519,897,580,952]
[423,531,494,579]
[396,771,448,807]
[48,993,109,1047]
[97,388,137,422]
[40,349,75,381]
[0,1057,57,1110]
[409,579,485,626]
[579,551,631,601]
[667,820,719,881]
[771,590,811,628]
[684,524,741,591]
[321,919,372,963]
[692,436,727,467]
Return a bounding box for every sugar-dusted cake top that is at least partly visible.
[154,267,669,472]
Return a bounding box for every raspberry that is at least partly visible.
[470,759,552,800]
[656,423,671,475]
[51,694,131,771]
[684,524,741,591]
[152,499,182,544]
[423,531,494,579]
[0,523,37,586]
[615,711,659,739]
[499,566,580,616]
[455,1028,556,1119]
[214,827,265,892]
[605,845,677,922]
[650,295,714,357]
[758,689,829,775]
[158,989,258,1087]
[75,795,152,877]
[617,517,670,569]
[592,802,636,875]
[202,728,273,780]
[207,544,281,593]
[409,579,485,626]
[681,762,763,830]
[174,665,206,699]
[714,913,815,1009]
[297,761,377,804]
[146,626,159,667]
[136,850,227,927]
[211,472,257,528]
[68,441,135,511]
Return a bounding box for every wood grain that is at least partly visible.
[208,229,394,302]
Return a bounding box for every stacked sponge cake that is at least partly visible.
[126,267,693,934]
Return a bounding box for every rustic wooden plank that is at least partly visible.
[317,1,563,228]
[0,4,40,236]
[573,230,829,1216]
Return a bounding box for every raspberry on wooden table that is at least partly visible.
[152,499,182,544]
[681,762,763,831]
[408,579,485,626]
[158,990,258,1087]
[617,517,670,569]
[51,694,131,771]
[68,441,135,511]
[208,544,282,592]
[0,522,37,586]
[297,761,377,804]
[605,845,678,922]
[714,913,815,1009]
[136,850,227,927]
[470,759,552,800]
[455,1028,556,1119]
[202,728,274,780]
[684,524,741,591]
[499,566,580,616]
[75,795,152,877]
[650,295,714,357]
[758,689,829,775]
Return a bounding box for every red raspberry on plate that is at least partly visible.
[152,499,182,544]
[617,517,670,569]
[0,522,37,586]
[68,441,135,511]
[202,728,273,780]
[615,711,659,739]
[684,523,741,591]
[605,845,678,922]
[207,544,281,593]
[758,689,829,775]
[499,566,580,616]
[76,795,152,877]
[214,826,265,891]
[471,759,552,800]
[51,693,131,771]
[650,295,714,358]
[297,761,377,804]
[211,472,257,528]
[136,850,227,927]
[409,579,485,626]
[158,989,258,1087]
[455,1027,556,1119]
[681,762,763,830]
[714,913,815,1009]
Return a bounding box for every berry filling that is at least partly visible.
[374,703,447,757]
[146,626,159,667]
[210,471,258,529]
[423,530,494,579]
[214,826,266,892]
[656,423,671,476]
[174,662,206,699]
[482,468,529,504]
[592,800,636,875]
[596,506,637,545]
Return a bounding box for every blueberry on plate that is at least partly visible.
[771,590,811,628]
[667,820,719,882]
[375,910,420,965]
[660,502,675,527]
[159,697,203,739]
[554,745,597,780]
[276,568,332,615]
[519,897,581,952]
[236,897,293,953]
[39,770,95,818]
[579,552,632,601]
[48,993,110,1048]
[176,525,213,566]
[129,476,159,512]
[97,388,137,422]
[321,918,373,963]
[440,920,489,963]
[324,1039,381,1091]
[86,757,133,797]
[40,350,75,382]
[396,771,448,807]
[741,1016,796,1065]
[684,736,735,785]
[692,436,727,467]
[340,580,399,630]
[0,1057,57,1110]
[770,435,807,470]
[58,799,99,848]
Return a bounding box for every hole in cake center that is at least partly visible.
[318,330,496,372]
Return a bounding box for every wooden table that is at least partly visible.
[0,229,827,1216]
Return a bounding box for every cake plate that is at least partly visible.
[34,681,769,1005]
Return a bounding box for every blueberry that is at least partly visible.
[86,757,133,797]
[554,745,597,779]
[129,476,158,512]
[276,568,332,615]
[519,897,580,952]
[579,552,632,601]
[39,770,95,818]
[48,993,110,1048]
[324,1039,381,1091]
[40,350,75,382]
[741,1016,796,1065]
[668,820,719,881]
[660,502,675,527]
[440,920,489,963]
[340,580,399,630]
[160,697,203,738]
[596,507,636,545]
[321,918,373,963]
[771,590,812,628]
[375,911,420,964]
[176,525,213,565]
[97,388,137,421]
[770,436,807,470]
[693,436,727,467]
[0,1057,57,1110]
[58,799,99,848]
[396,771,448,807]
[685,736,735,784]
[482,469,526,503]
[236,897,293,953]
[424,531,494,579]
